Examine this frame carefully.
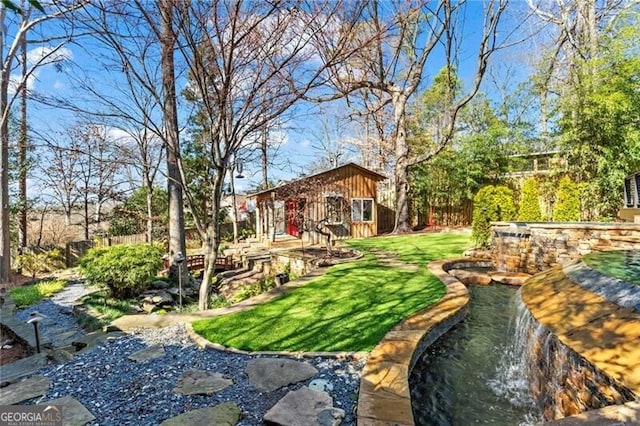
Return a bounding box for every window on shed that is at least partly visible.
[351,198,374,222]
[325,195,344,224]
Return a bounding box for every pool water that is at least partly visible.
[582,250,640,286]
[409,284,541,426]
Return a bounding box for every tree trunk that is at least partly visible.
[261,124,268,189]
[391,92,412,234]
[198,169,224,310]
[146,184,153,243]
[0,6,10,282]
[18,29,27,253]
[84,194,89,240]
[230,172,238,244]
[160,0,187,278]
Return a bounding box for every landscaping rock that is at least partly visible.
[246,358,318,392]
[128,344,165,362]
[44,395,95,426]
[152,280,171,289]
[0,352,48,385]
[0,375,50,405]
[308,378,334,392]
[151,291,174,305]
[448,268,492,286]
[160,402,240,426]
[490,271,532,286]
[48,347,75,363]
[263,387,345,426]
[174,369,233,395]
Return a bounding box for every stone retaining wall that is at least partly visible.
[492,222,640,274]
[520,266,640,421]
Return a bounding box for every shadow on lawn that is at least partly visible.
[192,251,448,352]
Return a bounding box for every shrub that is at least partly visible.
[79,244,163,299]
[16,247,66,278]
[554,176,581,221]
[9,279,66,308]
[472,185,516,247]
[518,178,543,221]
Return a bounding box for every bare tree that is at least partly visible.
[317,0,512,233]
[115,124,165,243]
[72,123,123,240]
[174,0,367,309]
[37,132,82,227]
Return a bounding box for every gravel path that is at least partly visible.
[30,325,363,425]
[15,280,93,345]
[14,282,364,425]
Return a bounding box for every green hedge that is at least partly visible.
[472,185,516,248]
[518,178,542,221]
[79,244,163,299]
[553,176,581,222]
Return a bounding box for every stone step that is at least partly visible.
[0,375,51,405]
[0,352,48,385]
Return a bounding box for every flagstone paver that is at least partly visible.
[43,396,95,426]
[0,375,50,405]
[127,344,165,362]
[263,387,345,426]
[245,358,318,392]
[173,369,233,396]
[160,402,240,426]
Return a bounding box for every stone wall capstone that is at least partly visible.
[491,222,640,274]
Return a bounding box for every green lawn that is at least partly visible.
[191,232,471,352]
[8,279,66,308]
[582,250,640,286]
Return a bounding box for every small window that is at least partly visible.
[326,196,344,224]
[625,178,633,207]
[352,198,374,222]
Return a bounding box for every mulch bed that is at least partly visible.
[0,324,32,366]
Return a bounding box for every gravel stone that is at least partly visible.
[24,324,363,425]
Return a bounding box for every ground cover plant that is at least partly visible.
[9,279,66,308]
[583,251,640,286]
[192,232,470,352]
[77,293,138,331]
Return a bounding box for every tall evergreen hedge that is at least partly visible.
[518,178,543,221]
[553,176,581,221]
[472,185,516,247]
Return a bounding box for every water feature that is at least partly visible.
[410,284,542,425]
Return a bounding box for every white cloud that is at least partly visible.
[26,46,72,67]
[52,80,65,90]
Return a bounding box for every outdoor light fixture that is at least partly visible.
[26,311,45,353]
[235,161,244,179]
[174,252,186,311]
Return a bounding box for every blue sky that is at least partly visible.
[21,1,539,198]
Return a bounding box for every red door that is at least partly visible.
[286,199,304,238]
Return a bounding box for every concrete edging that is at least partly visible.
[356,259,471,426]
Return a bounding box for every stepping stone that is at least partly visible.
[43,396,95,426]
[0,375,50,405]
[160,402,240,426]
[173,369,233,395]
[246,358,318,392]
[490,272,532,286]
[0,352,48,385]
[264,387,345,426]
[128,345,165,362]
[448,269,492,286]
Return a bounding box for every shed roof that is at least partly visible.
[250,162,387,198]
